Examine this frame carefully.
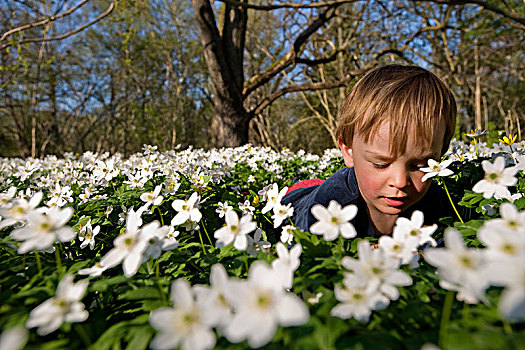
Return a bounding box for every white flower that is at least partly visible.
[421,159,454,182]
[271,243,302,289]
[149,280,216,350]
[246,229,271,257]
[486,259,525,322]
[378,226,420,266]
[99,210,154,277]
[26,275,88,336]
[214,210,256,251]
[142,223,177,260]
[223,261,309,348]
[78,262,108,277]
[140,185,164,206]
[480,202,525,234]
[0,326,27,350]
[392,210,437,247]
[280,225,295,245]
[330,275,388,323]
[261,184,288,214]
[310,200,357,241]
[171,192,202,227]
[238,199,255,215]
[271,202,294,228]
[424,229,489,304]
[215,201,233,218]
[472,156,518,199]
[78,222,100,250]
[0,186,17,208]
[193,264,234,331]
[341,240,412,302]
[0,191,43,229]
[10,206,75,254]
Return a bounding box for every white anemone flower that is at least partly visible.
[78,262,108,277]
[485,258,525,322]
[392,210,437,247]
[472,156,518,199]
[341,240,412,302]
[223,261,309,348]
[171,192,202,227]
[0,326,28,350]
[310,200,357,241]
[215,201,233,218]
[26,275,88,335]
[10,206,75,254]
[331,274,388,323]
[0,191,43,229]
[261,184,288,214]
[246,229,271,257]
[214,210,256,251]
[140,185,164,206]
[480,202,525,234]
[193,264,234,331]
[78,222,100,250]
[280,225,295,245]
[378,226,420,266]
[99,210,166,277]
[271,242,302,289]
[421,158,454,182]
[271,202,294,228]
[149,280,216,350]
[424,228,489,304]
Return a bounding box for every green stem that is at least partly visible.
[442,181,464,223]
[198,230,207,255]
[155,259,167,305]
[34,251,43,274]
[439,290,455,350]
[243,252,249,274]
[201,221,213,245]
[503,319,513,335]
[55,245,63,278]
[74,324,91,346]
[157,206,164,226]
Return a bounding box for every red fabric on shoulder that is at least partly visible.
[286,179,325,195]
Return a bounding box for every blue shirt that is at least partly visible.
[281,167,454,237]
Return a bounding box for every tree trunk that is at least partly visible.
[192,0,249,148]
[212,98,250,147]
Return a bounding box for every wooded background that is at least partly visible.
[0,0,523,157]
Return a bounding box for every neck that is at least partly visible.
[367,208,397,235]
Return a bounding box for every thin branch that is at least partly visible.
[0,1,116,51]
[0,0,90,42]
[251,49,403,115]
[218,0,360,10]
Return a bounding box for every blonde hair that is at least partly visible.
[336,65,456,156]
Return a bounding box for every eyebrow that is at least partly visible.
[365,150,438,161]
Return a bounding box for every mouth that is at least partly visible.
[383,197,407,207]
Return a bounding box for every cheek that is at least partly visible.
[355,167,384,196]
[411,173,430,194]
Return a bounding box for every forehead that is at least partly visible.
[356,121,445,159]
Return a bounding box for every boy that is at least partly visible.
[282,65,456,237]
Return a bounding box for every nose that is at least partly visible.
[389,165,410,189]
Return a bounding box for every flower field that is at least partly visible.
[0,139,524,349]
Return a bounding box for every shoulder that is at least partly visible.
[282,167,361,232]
[410,181,454,225]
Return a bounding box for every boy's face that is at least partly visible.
[338,121,445,227]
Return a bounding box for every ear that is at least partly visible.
[337,139,354,168]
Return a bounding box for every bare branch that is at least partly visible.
[251,49,403,115]
[218,0,360,10]
[0,1,116,51]
[243,5,340,97]
[0,0,90,42]
[413,0,525,26]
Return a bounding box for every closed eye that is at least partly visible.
[372,163,389,169]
